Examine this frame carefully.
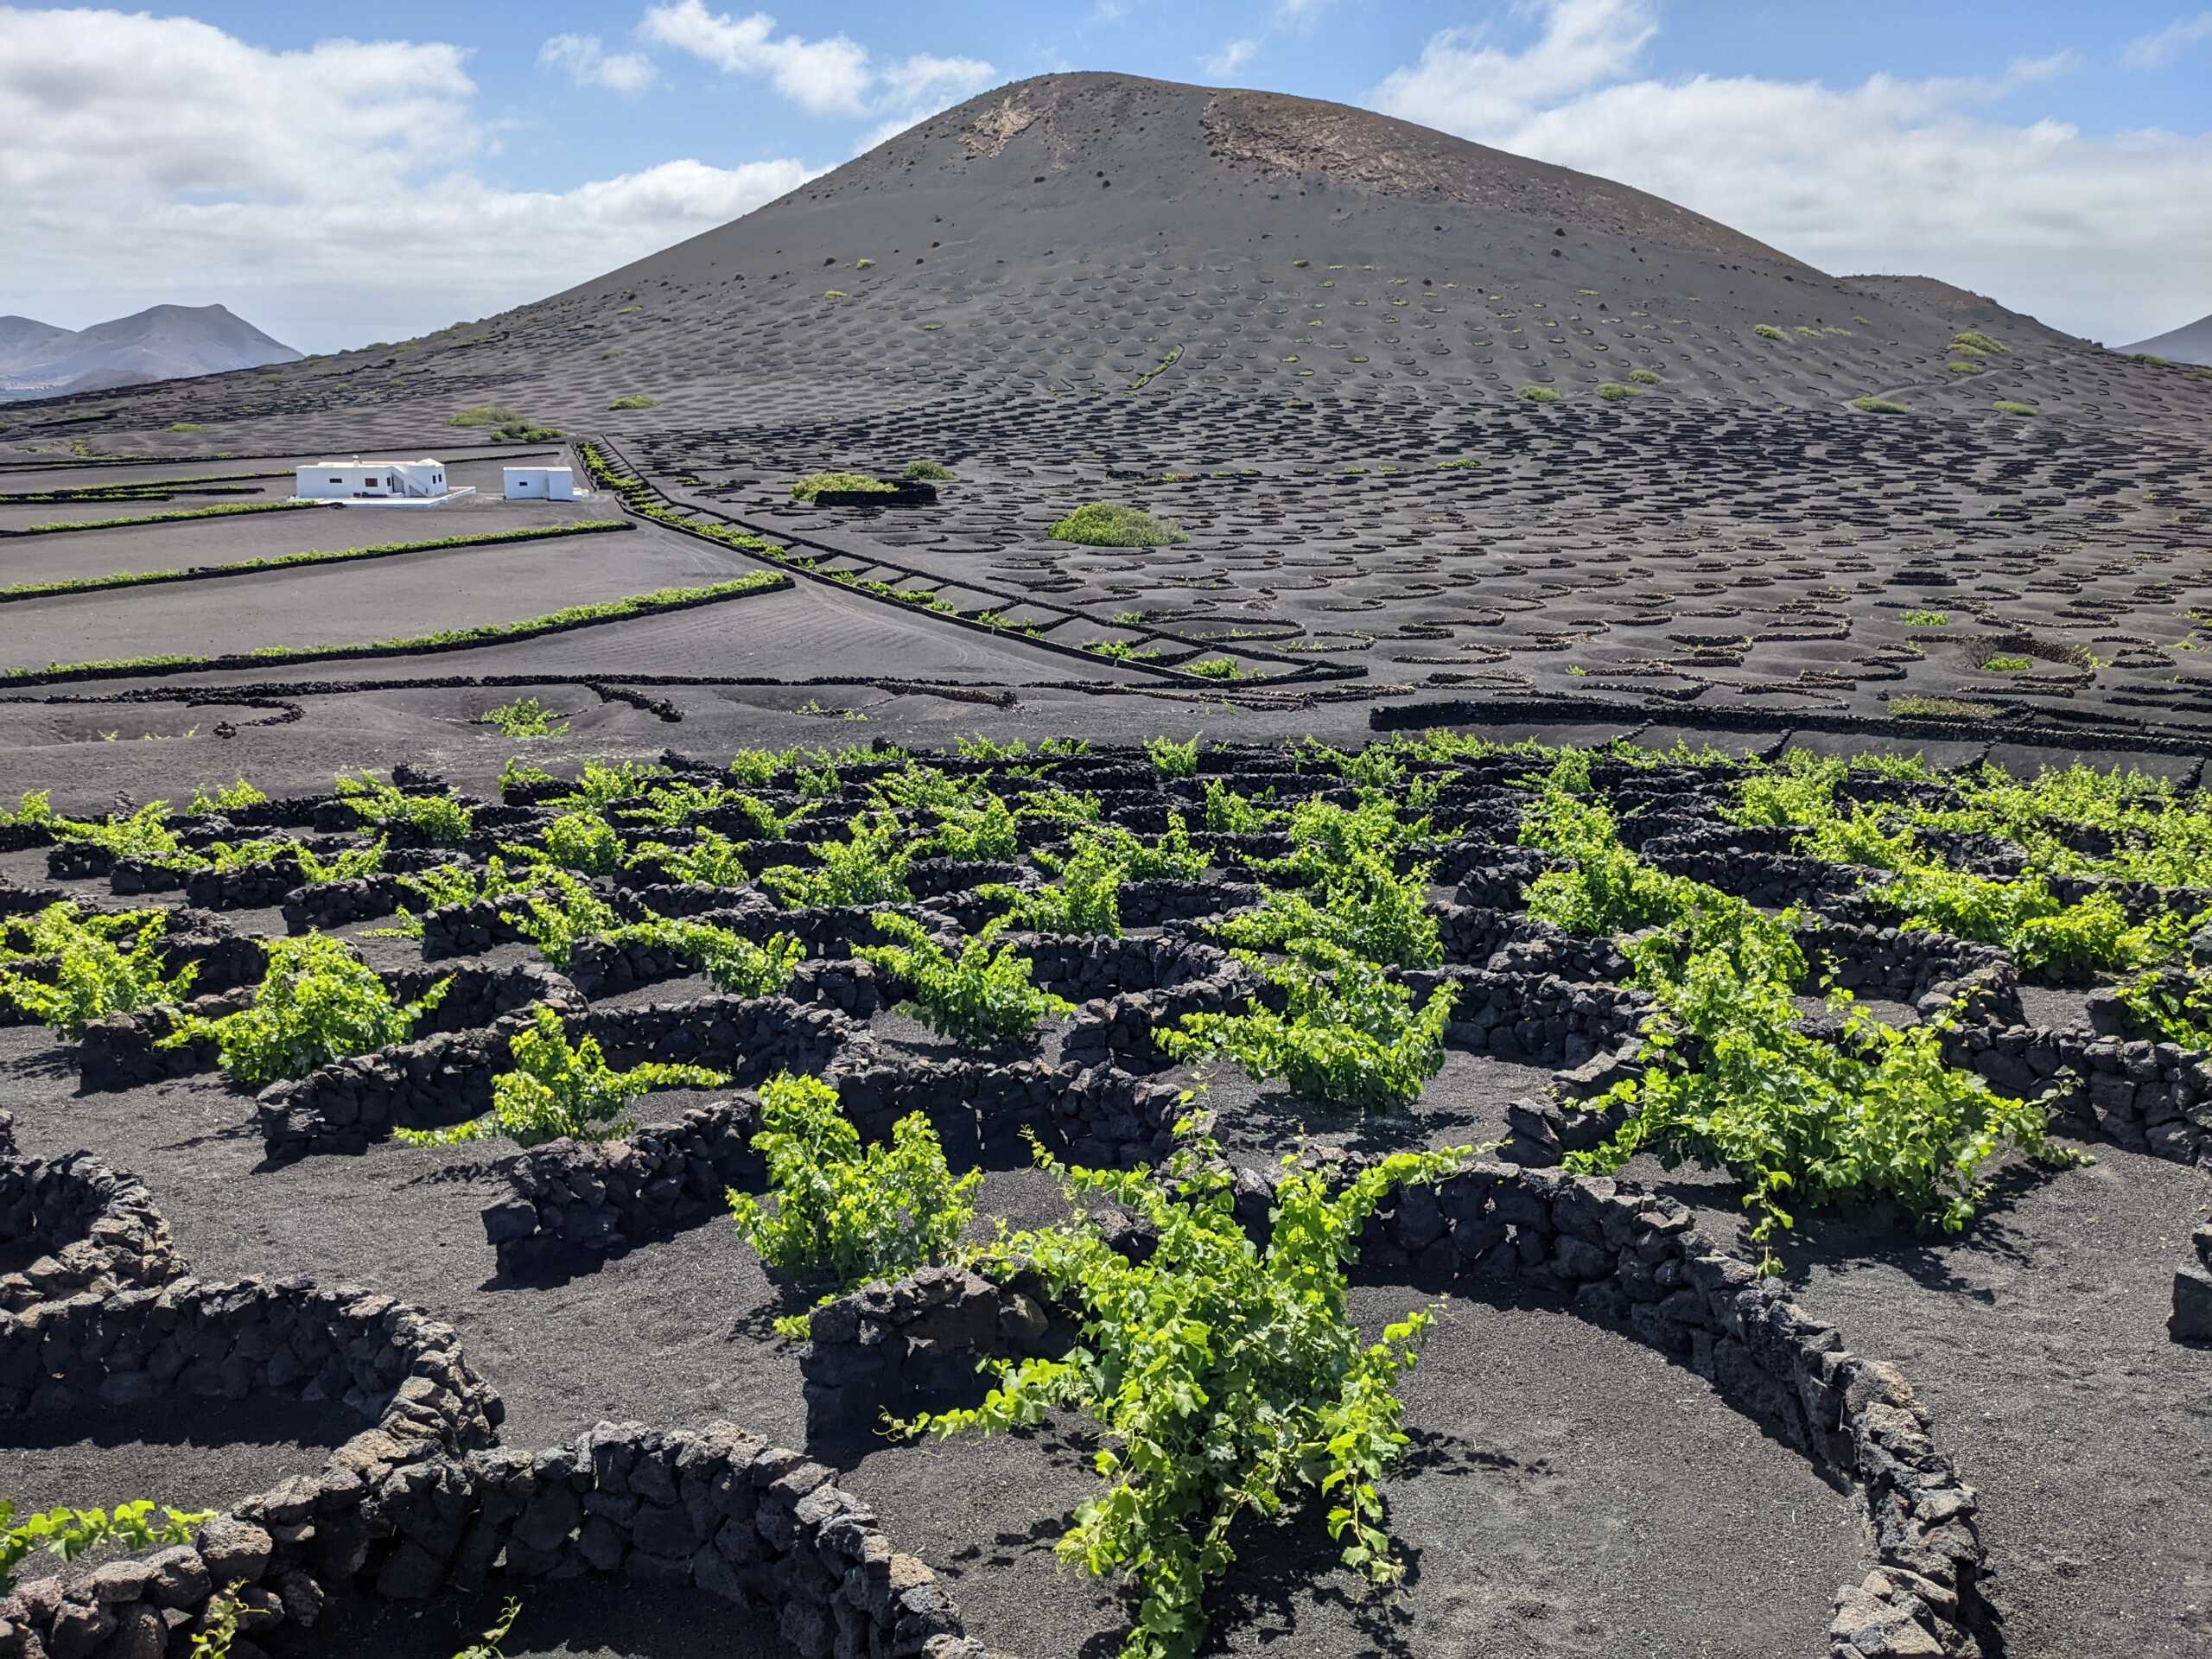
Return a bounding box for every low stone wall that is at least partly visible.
[0,1273,499,1446]
[254,977,586,1160]
[1001,931,1233,1001]
[79,962,572,1093]
[0,1417,1006,1659]
[482,1055,1185,1277]
[421,892,553,959]
[1942,1022,2212,1166]
[801,1264,1064,1444]
[1442,841,1556,909]
[2172,1224,2212,1346]
[282,873,406,932]
[1640,839,1872,912]
[0,1279,535,1659]
[908,858,1024,899]
[0,1116,181,1311]
[581,994,855,1077]
[1401,967,1650,1068]
[484,1096,766,1278]
[77,989,252,1090]
[565,924,886,1018]
[1119,878,1261,927]
[157,909,269,995]
[1438,904,1633,982]
[1797,919,2024,1024]
[801,1159,1994,1659]
[1060,947,1257,1070]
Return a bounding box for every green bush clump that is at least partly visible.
[399,1006,728,1147]
[497,868,618,967]
[859,912,1072,1048]
[1878,870,2167,977]
[335,772,473,843]
[624,828,753,888]
[1952,331,2008,355]
[1049,504,1188,547]
[1901,609,1949,626]
[2116,964,2212,1050]
[1754,324,1787,340]
[790,472,893,502]
[530,812,624,874]
[901,1122,1467,1659]
[728,1071,980,1291]
[1164,942,1456,1111]
[1145,734,1199,777]
[1570,933,2082,1267]
[1628,368,1662,385]
[1219,847,1440,969]
[1981,653,2033,672]
[184,777,267,816]
[479,696,567,738]
[925,793,1021,861]
[1891,695,1997,719]
[166,935,449,1087]
[982,840,1123,938]
[46,800,185,864]
[1992,401,2037,416]
[1084,817,1208,881]
[448,406,563,441]
[761,814,913,908]
[613,918,800,997]
[0,904,194,1036]
[607,394,658,410]
[1184,658,1245,680]
[3,1498,211,1591]
[1853,396,1909,414]
[1517,385,1563,402]
[1596,381,1643,401]
[902,459,956,480]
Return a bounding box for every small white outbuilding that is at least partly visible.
[295,459,451,500]
[503,466,578,500]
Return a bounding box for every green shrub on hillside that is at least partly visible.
[1050,503,1188,547]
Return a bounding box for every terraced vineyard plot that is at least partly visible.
[3,733,2208,1658]
[0,527,766,676]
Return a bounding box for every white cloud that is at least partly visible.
[1373,0,1656,131]
[2124,10,2212,67]
[0,8,813,352]
[1205,38,1258,78]
[538,32,657,95]
[640,0,994,126]
[639,2,871,113]
[642,2,995,151]
[877,52,995,110]
[1201,2,1330,85]
[1370,0,2212,343]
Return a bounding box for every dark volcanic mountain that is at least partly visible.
[2121,312,2212,366]
[3,71,2205,446]
[0,302,300,401]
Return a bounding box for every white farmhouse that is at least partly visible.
[502,466,579,500]
[294,459,454,501]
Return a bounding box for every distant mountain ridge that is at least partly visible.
[0,302,300,400]
[2120,313,2212,367]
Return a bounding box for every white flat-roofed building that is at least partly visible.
[294,459,461,502]
[503,466,579,500]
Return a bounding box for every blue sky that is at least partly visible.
[3,2,2209,350]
